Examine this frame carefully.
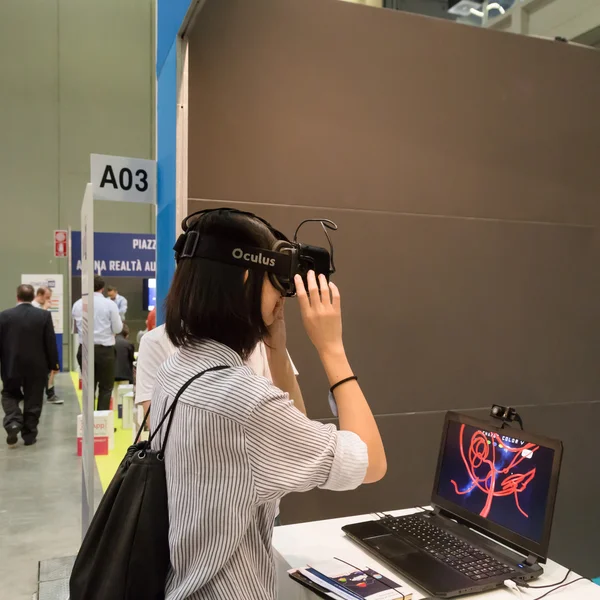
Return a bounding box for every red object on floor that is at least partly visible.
[77,436,109,456]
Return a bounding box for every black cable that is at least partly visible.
[292,218,338,275]
[532,577,585,600]
[518,569,571,589]
[293,218,337,243]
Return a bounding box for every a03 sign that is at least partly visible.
[90,154,156,204]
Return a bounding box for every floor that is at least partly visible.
[0,374,102,600]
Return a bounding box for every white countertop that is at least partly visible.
[273,508,600,600]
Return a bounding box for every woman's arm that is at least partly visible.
[264,299,307,415]
[295,272,387,484]
[266,346,306,415]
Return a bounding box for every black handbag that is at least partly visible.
[69,365,228,600]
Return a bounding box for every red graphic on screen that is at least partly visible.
[450,425,539,519]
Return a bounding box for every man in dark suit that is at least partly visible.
[0,284,60,447]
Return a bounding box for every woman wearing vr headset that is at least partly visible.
[152,208,387,600]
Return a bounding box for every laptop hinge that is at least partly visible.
[434,506,452,518]
[524,554,539,567]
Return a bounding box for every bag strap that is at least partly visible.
[133,405,151,445]
[147,365,229,455]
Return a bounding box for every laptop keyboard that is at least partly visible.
[381,514,516,581]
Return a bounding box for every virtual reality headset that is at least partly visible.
[173,208,337,297]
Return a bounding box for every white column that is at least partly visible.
[176,36,189,235]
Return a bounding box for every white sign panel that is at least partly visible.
[81,183,95,536]
[21,274,64,334]
[90,153,156,204]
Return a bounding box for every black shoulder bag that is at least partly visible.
[69,366,228,600]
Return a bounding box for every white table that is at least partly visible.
[273,508,600,600]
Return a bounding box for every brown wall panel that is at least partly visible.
[188,0,600,226]
[189,199,600,417]
[186,0,600,575]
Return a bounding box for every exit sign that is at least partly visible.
[54,230,68,258]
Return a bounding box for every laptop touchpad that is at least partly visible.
[364,534,417,559]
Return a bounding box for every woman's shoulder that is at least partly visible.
[154,360,284,423]
[206,365,286,422]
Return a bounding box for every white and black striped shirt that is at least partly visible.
[151,339,368,600]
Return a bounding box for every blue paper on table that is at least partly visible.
[299,561,411,600]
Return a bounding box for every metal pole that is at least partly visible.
[67,226,73,371]
[81,183,95,537]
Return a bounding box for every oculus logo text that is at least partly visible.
[232,248,276,267]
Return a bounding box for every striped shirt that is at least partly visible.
[151,339,368,600]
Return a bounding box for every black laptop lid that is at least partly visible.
[431,412,563,562]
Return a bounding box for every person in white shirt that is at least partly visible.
[72,275,123,410]
[135,325,300,416]
[106,285,128,320]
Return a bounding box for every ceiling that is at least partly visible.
[384,0,516,23]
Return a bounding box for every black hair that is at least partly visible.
[17,284,34,303]
[165,209,277,359]
[121,323,130,338]
[94,276,105,292]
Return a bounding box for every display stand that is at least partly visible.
[80,183,95,536]
[79,154,156,536]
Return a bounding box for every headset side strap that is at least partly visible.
[193,237,292,276]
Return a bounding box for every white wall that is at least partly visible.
[0,0,155,348]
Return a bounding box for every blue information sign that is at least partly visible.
[71,231,156,277]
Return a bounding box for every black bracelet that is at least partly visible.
[330,375,358,396]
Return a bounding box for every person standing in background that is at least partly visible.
[136,306,156,346]
[136,325,302,419]
[0,284,60,447]
[106,285,127,320]
[32,287,52,309]
[71,297,82,366]
[31,286,62,404]
[72,276,123,410]
[114,323,135,384]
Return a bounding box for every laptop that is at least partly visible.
[342,411,563,598]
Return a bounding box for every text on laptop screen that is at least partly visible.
[437,419,555,544]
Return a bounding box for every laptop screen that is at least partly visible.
[436,418,556,545]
